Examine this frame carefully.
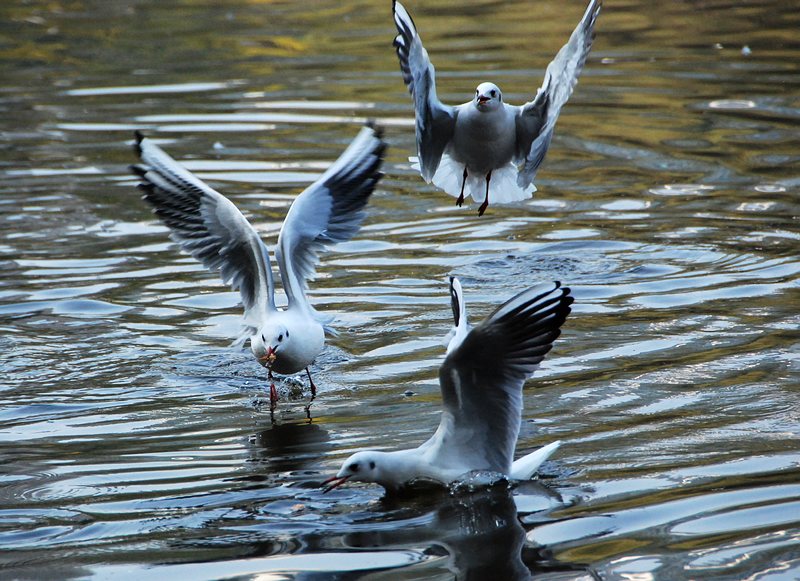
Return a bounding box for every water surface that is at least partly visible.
[2,0,799,579]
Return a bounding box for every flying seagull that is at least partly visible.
[392,0,601,215]
[131,124,386,411]
[323,277,572,493]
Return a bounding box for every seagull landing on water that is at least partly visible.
[131,124,386,413]
[323,277,573,494]
[392,0,601,216]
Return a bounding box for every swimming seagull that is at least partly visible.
[131,124,386,411]
[323,277,572,493]
[392,0,601,215]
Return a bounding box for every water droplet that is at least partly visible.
[449,470,510,494]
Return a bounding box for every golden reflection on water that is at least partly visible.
[0,0,799,579]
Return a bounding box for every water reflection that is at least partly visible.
[319,482,600,581]
[426,489,531,581]
[1,0,799,578]
[248,421,332,474]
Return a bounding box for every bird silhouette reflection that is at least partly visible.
[339,483,585,580]
[249,420,332,474]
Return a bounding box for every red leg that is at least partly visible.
[478,171,492,216]
[269,383,278,411]
[268,368,278,412]
[456,167,468,207]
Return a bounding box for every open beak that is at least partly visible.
[477,95,490,105]
[321,474,350,493]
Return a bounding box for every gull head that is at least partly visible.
[474,82,502,111]
[322,451,385,492]
[251,323,291,372]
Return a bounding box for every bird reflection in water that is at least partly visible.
[248,420,332,475]
[342,483,595,580]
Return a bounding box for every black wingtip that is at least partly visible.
[552,281,574,312]
[449,278,461,327]
[129,163,147,178]
[490,280,574,330]
[585,0,602,34]
[392,0,417,39]
[448,277,465,328]
[365,119,385,140]
[133,131,145,157]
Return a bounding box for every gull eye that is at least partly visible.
[278,334,283,342]
[369,461,376,470]
[490,90,496,98]
[349,463,360,473]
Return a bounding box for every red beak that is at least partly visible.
[477,95,490,105]
[321,474,350,493]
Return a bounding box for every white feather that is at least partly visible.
[510,441,561,480]
[411,155,536,204]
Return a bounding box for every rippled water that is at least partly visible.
[2,0,799,579]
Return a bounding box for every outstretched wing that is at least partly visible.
[275,124,385,320]
[131,133,276,335]
[515,0,601,188]
[393,0,456,182]
[434,282,573,474]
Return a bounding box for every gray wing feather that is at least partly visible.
[131,133,275,334]
[393,0,456,182]
[515,0,601,188]
[436,282,573,473]
[275,124,385,318]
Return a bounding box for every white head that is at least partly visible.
[322,450,390,492]
[474,82,503,111]
[250,321,291,371]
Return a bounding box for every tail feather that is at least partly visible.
[412,155,536,204]
[510,441,561,480]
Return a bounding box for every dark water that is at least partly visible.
[2,0,799,579]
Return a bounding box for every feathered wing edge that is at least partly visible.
[516,0,602,189]
[435,282,573,474]
[130,132,276,345]
[275,123,386,326]
[510,440,561,480]
[444,276,470,353]
[393,0,456,183]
